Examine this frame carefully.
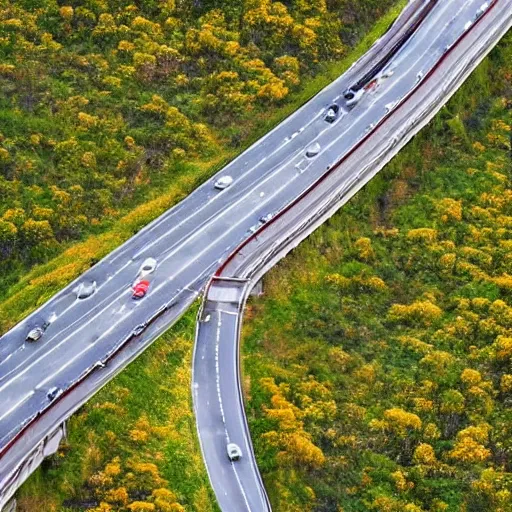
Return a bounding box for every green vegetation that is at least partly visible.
[7,2,512,512]
[0,0,398,301]
[243,32,512,512]
[7,2,408,511]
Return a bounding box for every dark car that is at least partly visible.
[325,104,340,123]
[47,386,62,401]
[26,322,50,342]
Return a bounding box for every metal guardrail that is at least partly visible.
[196,1,511,510]
[0,3,434,509]
[2,0,509,509]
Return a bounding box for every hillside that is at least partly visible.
[0,0,395,297]
[243,31,512,512]
[4,2,512,512]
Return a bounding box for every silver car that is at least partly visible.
[227,443,242,462]
[214,175,233,190]
[26,322,49,342]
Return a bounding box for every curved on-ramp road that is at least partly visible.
[0,0,438,508]
[192,1,512,510]
[1,0,511,509]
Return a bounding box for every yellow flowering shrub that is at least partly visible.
[492,336,512,360]
[127,502,155,511]
[388,300,443,326]
[500,374,512,392]
[59,6,74,20]
[449,436,491,464]
[413,443,437,465]
[354,237,374,261]
[460,368,482,386]
[406,228,438,244]
[438,198,462,223]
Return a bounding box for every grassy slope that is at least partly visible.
[0,1,408,335]
[13,5,408,511]
[242,33,512,512]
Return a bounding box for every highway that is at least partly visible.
[0,1,435,506]
[0,0,511,509]
[192,0,512,510]
[0,0,426,453]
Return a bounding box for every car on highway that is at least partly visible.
[25,322,49,342]
[132,323,147,336]
[214,175,233,190]
[47,386,62,401]
[132,280,150,300]
[248,224,259,234]
[75,281,96,299]
[344,88,364,107]
[138,257,157,277]
[227,443,242,462]
[306,142,321,158]
[324,104,340,123]
[259,213,274,223]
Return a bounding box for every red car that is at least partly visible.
[132,280,150,299]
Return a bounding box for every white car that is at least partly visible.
[306,142,321,158]
[138,257,157,278]
[75,281,96,299]
[214,175,233,190]
[259,213,274,223]
[227,443,242,461]
[344,88,364,107]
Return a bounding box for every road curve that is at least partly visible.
[0,1,440,507]
[192,1,512,510]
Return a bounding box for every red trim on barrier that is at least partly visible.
[214,0,499,279]
[0,2,422,464]
[0,0,501,471]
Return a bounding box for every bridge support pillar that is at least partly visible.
[0,422,67,511]
[250,279,264,297]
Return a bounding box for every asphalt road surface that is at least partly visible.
[192,1,512,510]
[1,0,511,509]
[0,0,429,454]
[0,1,434,504]
[195,283,270,512]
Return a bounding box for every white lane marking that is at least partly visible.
[0,391,34,422]
[214,309,253,511]
[150,13,470,288]
[227,306,266,502]
[0,0,478,406]
[138,0,474,280]
[2,1,452,348]
[0,285,133,382]
[218,310,239,317]
[231,464,253,512]
[0,0,460,339]
[0,274,197,394]
[215,311,228,435]
[0,6,436,388]
[131,115,325,262]
[212,308,255,511]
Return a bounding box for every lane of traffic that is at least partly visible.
[0,0,478,448]
[193,1,511,509]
